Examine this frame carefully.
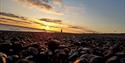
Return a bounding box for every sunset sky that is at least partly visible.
[0,0,125,33]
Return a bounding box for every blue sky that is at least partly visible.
[0,0,125,33]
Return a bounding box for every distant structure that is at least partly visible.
[61,28,62,33]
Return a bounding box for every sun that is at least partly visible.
[45,25,50,30]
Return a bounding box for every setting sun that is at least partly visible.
[44,25,50,30]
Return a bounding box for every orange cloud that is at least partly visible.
[52,0,62,6]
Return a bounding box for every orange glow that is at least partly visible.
[0,15,86,33]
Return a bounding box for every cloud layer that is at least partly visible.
[15,0,63,15]
[0,12,95,33]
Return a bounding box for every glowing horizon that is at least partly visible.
[0,0,125,33]
[0,13,92,33]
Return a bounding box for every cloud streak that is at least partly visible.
[68,25,96,33]
[0,12,26,20]
[39,18,62,24]
[15,0,63,15]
